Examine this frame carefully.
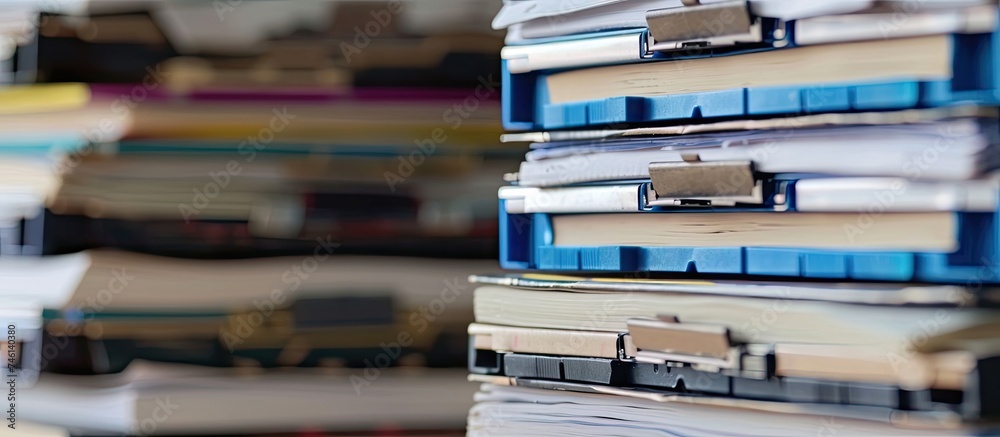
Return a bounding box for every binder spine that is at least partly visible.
[502,22,1000,130]
[473,351,987,417]
[497,196,1000,284]
[38,296,469,374]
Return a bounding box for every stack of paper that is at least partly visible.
[473,0,1000,435]
[0,0,511,435]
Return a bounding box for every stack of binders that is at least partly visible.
[468,1,1000,435]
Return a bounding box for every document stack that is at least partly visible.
[468,1,1000,435]
[0,1,510,435]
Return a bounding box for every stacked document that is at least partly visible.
[468,276,1000,435]
[472,0,1000,435]
[22,363,474,435]
[496,0,1000,281]
[0,0,509,435]
[0,84,511,259]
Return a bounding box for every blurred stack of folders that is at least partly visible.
[468,1,1000,436]
[0,0,512,435]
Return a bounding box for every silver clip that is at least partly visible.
[628,317,732,360]
[645,0,758,51]
[646,160,763,207]
[628,317,773,378]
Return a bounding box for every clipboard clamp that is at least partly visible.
[627,315,773,379]
[644,0,777,53]
[646,158,765,207]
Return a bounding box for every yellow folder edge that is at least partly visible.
[0,83,91,114]
[521,273,712,286]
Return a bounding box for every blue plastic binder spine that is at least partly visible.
[497,189,1000,283]
[502,60,542,131]
[503,13,1000,130]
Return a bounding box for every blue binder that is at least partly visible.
[498,195,1000,284]
[503,18,1000,131]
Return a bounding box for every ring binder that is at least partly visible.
[499,201,1000,282]
[471,350,1000,419]
[501,6,1000,130]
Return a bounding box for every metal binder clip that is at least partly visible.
[645,0,764,53]
[627,317,772,378]
[628,316,732,361]
[646,160,763,207]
